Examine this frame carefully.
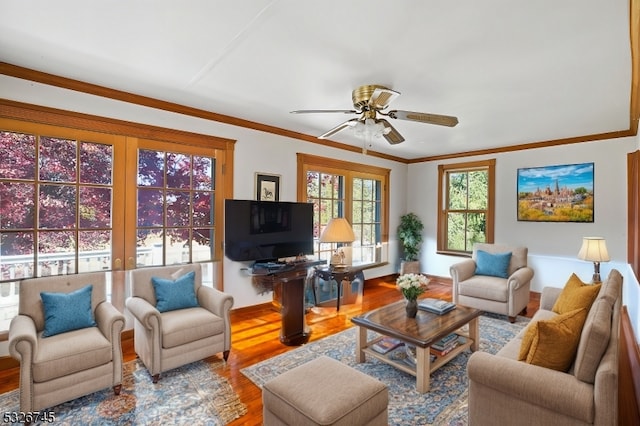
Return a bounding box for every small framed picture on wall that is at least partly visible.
[255,173,280,201]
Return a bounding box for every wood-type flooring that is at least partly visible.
[0,276,540,425]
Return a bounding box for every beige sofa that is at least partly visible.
[467,269,622,426]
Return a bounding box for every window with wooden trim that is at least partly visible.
[0,131,119,277]
[0,115,232,333]
[437,159,495,254]
[134,143,217,267]
[297,153,389,267]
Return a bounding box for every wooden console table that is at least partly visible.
[249,260,325,345]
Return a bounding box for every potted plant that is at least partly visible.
[397,212,424,274]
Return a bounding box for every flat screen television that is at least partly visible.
[224,199,314,262]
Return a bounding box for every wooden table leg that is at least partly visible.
[415,346,431,393]
[469,316,480,352]
[356,326,367,363]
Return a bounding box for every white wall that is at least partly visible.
[408,137,633,288]
[408,136,639,339]
[0,75,408,309]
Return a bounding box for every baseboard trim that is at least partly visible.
[0,355,18,371]
[121,329,133,346]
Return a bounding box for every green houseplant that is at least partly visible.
[397,213,424,274]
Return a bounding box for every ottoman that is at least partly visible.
[262,355,388,426]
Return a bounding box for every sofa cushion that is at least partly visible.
[33,326,112,382]
[475,250,512,278]
[552,273,600,315]
[519,308,587,371]
[152,271,199,313]
[457,275,509,302]
[596,274,620,307]
[161,307,223,349]
[573,297,613,383]
[40,284,97,337]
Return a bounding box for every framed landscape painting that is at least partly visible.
[517,162,594,222]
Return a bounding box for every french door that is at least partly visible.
[0,116,230,333]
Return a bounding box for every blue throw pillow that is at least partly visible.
[40,284,97,337]
[475,250,512,278]
[152,271,199,313]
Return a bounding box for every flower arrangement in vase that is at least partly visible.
[396,273,430,318]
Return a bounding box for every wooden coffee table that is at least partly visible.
[351,300,481,393]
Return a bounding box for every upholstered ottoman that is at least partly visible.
[262,355,388,425]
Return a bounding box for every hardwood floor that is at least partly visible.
[0,276,540,425]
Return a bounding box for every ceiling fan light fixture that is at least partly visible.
[352,118,389,139]
[291,84,458,148]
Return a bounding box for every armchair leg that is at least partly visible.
[508,316,516,323]
[223,350,230,361]
[152,373,160,383]
[113,384,122,395]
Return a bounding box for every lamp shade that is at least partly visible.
[319,218,355,243]
[352,118,391,138]
[577,237,610,262]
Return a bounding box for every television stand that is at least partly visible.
[248,259,325,345]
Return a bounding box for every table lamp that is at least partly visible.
[319,218,356,268]
[577,237,610,283]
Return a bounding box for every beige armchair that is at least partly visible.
[126,264,233,383]
[450,243,534,322]
[8,273,125,412]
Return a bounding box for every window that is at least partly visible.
[135,146,216,267]
[0,114,232,333]
[297,154,389,266]
[437,159,495,254]
[352,177,382,264]
[0,129,122,280]
[0,126,125,331]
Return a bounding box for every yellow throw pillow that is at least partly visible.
[523,308,588,371]
[552,273,601,314]
[518,322,536,361]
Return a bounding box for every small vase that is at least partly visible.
[405,299,418,318]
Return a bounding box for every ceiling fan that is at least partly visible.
[291,84,458,145]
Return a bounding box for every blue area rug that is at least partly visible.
[241,313,528,425]
[0,358,247,425]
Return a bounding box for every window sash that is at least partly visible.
[438,159,495,254]
[297,153,390,267]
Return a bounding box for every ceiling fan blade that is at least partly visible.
[368,87,400,110]
[290,109,358,114]
[388,110,459,127]
[380,120,405,145]
[318,118,359,139]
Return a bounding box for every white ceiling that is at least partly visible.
[0,0,634,160]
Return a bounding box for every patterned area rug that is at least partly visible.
[0,358,247,425]
[242,313,529,425]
